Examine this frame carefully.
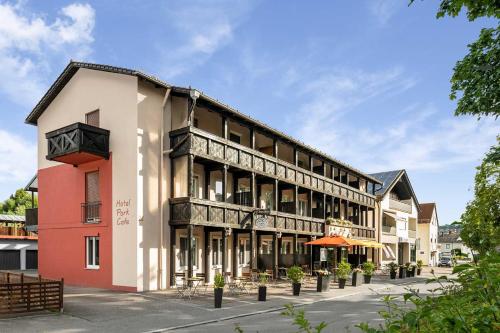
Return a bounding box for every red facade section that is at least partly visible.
[38,156,115,290]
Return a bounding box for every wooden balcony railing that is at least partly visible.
[170,127,376,208]
[169,197,376,239]
[389,199,412,214]
[46,122,109,165]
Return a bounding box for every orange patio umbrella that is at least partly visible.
[304,235,363,247]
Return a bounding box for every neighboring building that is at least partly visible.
[438,227,472,258]
[0,214,38,270]
[25,61,382,291]
[417,203,439,266]
[370,170,419,266]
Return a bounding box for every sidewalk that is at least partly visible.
[0,272,440,333]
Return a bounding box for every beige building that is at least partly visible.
[417,203,439,266]
[26,61,382,291]
[370,170,419,266]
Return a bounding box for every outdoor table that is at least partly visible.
[233,277,250,294]
[186,277,204,297]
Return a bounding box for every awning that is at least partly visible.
[383,244,396,259]
[305,236,360,247]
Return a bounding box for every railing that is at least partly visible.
[81,202,101,224]
[0,271,63,315]
[382,225,396,235]
[169,197,377,239]
[45,122,110,164]
[170,126,376,208]
[234,191,252,206]
[408,230,416,238]
[389,199,412,214]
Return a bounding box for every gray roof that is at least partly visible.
[369,169,420,208]
[438,232,461,244]
[25,61,382,185]
[0,214,25,223]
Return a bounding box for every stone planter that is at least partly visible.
[338,278,347,289]
[317,275,331,292]
[364,274,372,284]
[352,271,363,286]
[214,288,223,308]
[258,286,267,301]
[292,282,301,296]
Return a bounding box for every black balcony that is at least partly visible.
[82,202,101,224]
[46,122,109,165]
[25,208,38,233]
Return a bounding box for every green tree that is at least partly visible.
[457,139,500,255]
[0,189,37,216]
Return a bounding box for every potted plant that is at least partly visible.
[362,261,375,284]
[387,262,398,279]
[416,260,423,275]
[352,268,363,286]
[258,273,268,301]
[287,265,304,296]
[213,272,224,308]
[337,261,351,289]
[399,264,406,279]
[325,217,334,225]
[316,269,331,292]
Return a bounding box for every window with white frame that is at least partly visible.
[180,236,198,268]
[239,238,250,266]
[86,236,100,269]
[281,240,292,254]
[260,240,273,254]
[298,240,308,255]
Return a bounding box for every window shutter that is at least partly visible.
[86,110,100,127]
[86,171,100,203]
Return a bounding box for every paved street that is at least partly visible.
[0,268,451,333]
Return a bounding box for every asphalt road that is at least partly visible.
[173,280,438,333]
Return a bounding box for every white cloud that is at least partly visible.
[368,0,403,25]
[0,129,36,184]
[159,0,256,79]
[0,2,95,106]
[287,66,499,172]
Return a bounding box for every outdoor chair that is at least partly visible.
[195,273,209,295]
[224,272,238,295]
[174,272,189,299]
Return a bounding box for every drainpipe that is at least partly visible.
[158,87,172,290]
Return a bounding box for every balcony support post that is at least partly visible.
[272,233,278,279]
[273,138,278,158]
[345,200,349,221]
[250,129,255,150]
[250,229,256,270]
[204,228,210,283]
[294,148,298,167]
[294,185,299,215]
[274,179,278,211]
[222,228,227,276]
[169,226,176,287]
[309,190,313,218]
[187,154,194,198]
[204,169,210,200]
[251,172,256,207]
[232,230,238,277]
[222,165,227,203]
[222,117,228,139]
[322,193,326,220]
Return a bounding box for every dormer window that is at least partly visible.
[86,110,100,127]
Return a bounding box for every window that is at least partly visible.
[86,110,99,127]
[86,236,99,269]
[212,237,223,266]
[180,236,198,268]
[446,244,450,249]
[298,200,308,216]
[84,171,100,223]
[192,175,200,198]
[215,180,223,202]
[298,240,308,255]
[239,238,250,266]
[281,240,292,255]
[229,132,241,144]
[260,240,273,254]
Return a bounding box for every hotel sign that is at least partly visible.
[328,225,352,238]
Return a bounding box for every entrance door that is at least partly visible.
[211,236,223,281]
[0,250,20,270]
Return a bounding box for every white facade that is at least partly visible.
[417,204,439,266]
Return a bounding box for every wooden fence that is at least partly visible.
[0,271,63,315]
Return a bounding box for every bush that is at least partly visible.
[214,272,224,289]
[387,262,398,272]
[362,262,375,276]
[337,261,351,280]
[287,265,305,284]
[357,252,500,332]
[417,260,423,268]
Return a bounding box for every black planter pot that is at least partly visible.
[292,282,301,296]
[399,267,406,279]
[214,288,223,308]
[364,274,372,284]
[352,271,363,286]
[390,270,397,279]
[338,278,347,289]
[417,268,422,276]
[408,269,414,277]
[317,275,331,292]
[258,286,267,301]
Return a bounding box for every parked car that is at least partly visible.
[438,257,452,267]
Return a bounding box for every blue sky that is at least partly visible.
[0,0,498,224]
